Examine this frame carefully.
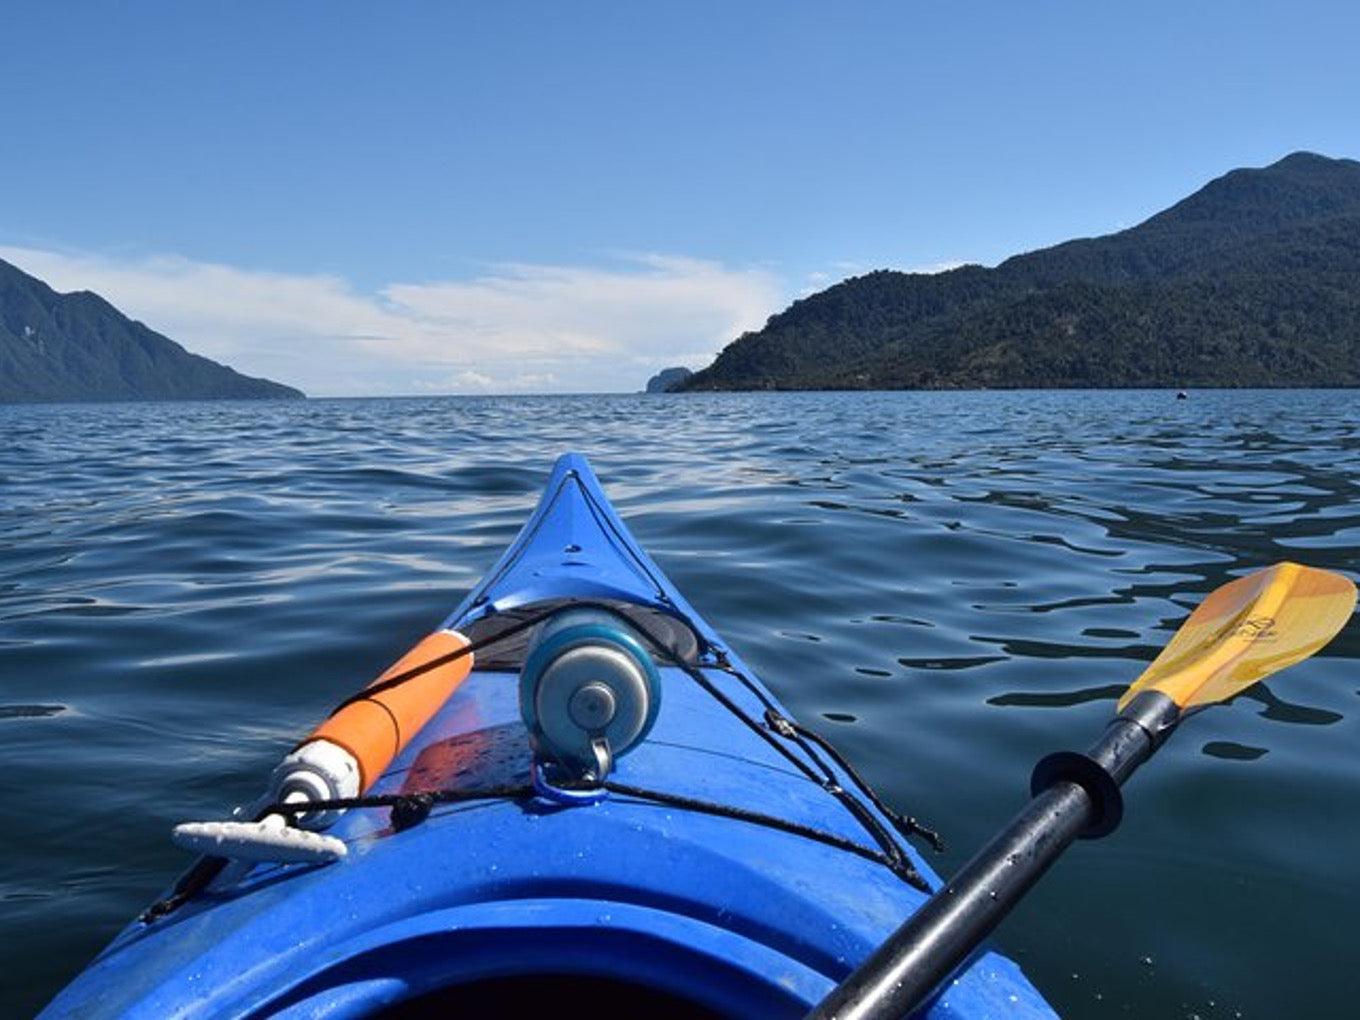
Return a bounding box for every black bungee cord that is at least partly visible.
[144,598,939,921]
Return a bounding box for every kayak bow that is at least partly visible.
[41,453,1054,1019]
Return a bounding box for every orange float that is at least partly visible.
[306,629,474,790]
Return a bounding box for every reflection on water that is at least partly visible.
[1202,741,1269,761]
[987,684,1127,708]
[1,389,1358,1018]
[0,704,67,719]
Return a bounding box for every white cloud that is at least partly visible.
[796,258,966,297]
[0,246,783,396]
[831,258,967,277]
[907,260,966,275]
[831,259,869,274]
[802,270,833,295]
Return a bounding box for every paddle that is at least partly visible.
[810,562,1356,1020]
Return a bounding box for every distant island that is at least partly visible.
[680,151,1360,390]
[0,257,303,402]
[645,366,693,393]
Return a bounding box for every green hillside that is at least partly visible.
[681,152,1360,390]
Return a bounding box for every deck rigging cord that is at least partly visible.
[144,598,938,921]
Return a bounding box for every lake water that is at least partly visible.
[2,390,1358,1018]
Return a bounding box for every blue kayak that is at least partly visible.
[42,453,1055,1019]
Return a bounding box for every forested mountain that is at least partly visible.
[680,152,1360,390]
[0,257,303,402]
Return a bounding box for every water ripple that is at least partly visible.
[1,390,1358,1018]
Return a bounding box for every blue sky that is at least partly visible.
[2,2,1357,395]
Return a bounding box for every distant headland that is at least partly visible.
[679,151,1360,391]
[0,257,303,402]
[645,366,694,393]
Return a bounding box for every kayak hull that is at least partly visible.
[42,454,1054,1019]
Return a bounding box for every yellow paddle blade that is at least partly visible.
[1117,562,1356,712]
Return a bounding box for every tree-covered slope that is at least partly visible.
[0,257,303,402]
[681,152,1360,390]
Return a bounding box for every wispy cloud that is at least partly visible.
[907,260,966,275]
[0,246,783,395]
[799,258,964,295]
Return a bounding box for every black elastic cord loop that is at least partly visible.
[600,782,927,890]
[629,649,921,883]
[323,608,560,719]
[266,782,927,891]
[316,596,939,867]
[147,600,939,919]
[767,710,946,853]
[390,793,435,832]
[704,652,942,858]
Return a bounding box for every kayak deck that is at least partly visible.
[42,454,1054,1018]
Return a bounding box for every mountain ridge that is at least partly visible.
[680,152,1360,390]
[0,257,303,402]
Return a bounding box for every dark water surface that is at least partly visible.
[3,391,1359,1018]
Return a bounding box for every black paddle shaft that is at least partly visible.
[810,691,1180,1020]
